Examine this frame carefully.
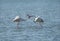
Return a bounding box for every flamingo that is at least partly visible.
[13,16,26,28]
[27,14,44,27]
[33,16,44,24]
[34,16,44,28]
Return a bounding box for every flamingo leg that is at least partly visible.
[39,23,43,29]
[16,22,19,29]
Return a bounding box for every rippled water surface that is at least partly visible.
[0,0,60,41]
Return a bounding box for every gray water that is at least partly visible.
[0,0,60,41]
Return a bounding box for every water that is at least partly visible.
[0,0,60,41]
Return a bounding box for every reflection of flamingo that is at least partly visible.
[13,16,26,28]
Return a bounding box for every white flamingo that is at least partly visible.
[33,16,44,23]
[13,16,26,28]
[27,14,44,27]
